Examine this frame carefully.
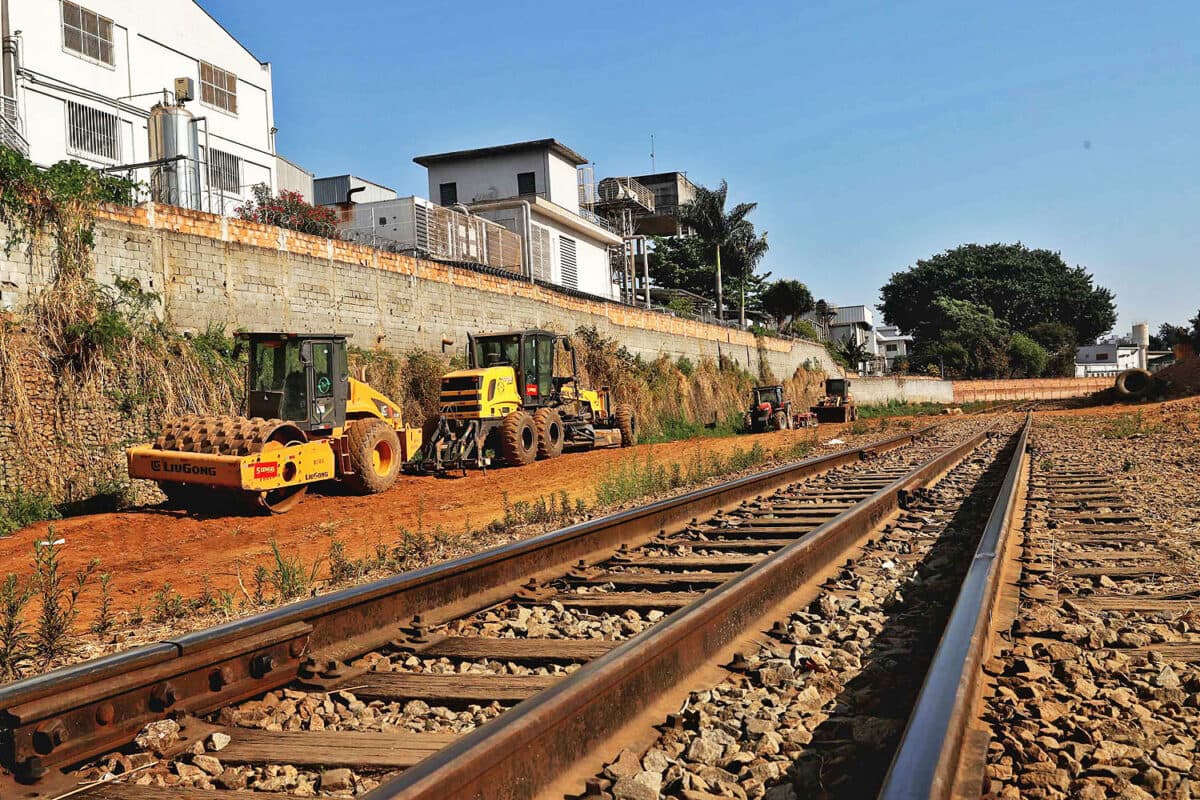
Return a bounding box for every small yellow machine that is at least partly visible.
[409,329,636,474]
[128,332,421,513]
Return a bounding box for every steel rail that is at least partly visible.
[877,413,1032,800]
[361,425,1006,800]
[0,426,938,784]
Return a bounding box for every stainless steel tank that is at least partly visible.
[148,103,201,209]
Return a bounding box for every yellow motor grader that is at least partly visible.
[127,332,421,513]
[408,329,636,474]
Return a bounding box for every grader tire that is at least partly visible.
[344,419,402,494]
[615,405,638,448]
[534,408,565,460]
[500,411,538,467]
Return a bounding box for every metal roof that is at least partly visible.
[414,139,589,167]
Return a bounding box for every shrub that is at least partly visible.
[0,490,60,536]
[235,184,337,238]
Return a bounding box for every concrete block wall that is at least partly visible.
[1,204,840,382]
[952,377,1110,403]
[852,376,955,404]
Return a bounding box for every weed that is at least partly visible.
[32,539,98,665]
[0,489,60,536]
[90,573,114,636]
[328,538,361,585]
[1102,412,1159,439]
[252,565,269,606]
[215,590,236,618]
[0,574,31,680]
[267,539,321,601]
[151,582,187,623]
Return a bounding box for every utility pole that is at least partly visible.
[650,134,655,173]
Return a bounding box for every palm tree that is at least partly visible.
[678,181,757,322]
[726,226,769,326]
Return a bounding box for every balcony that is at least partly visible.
[0,95,27,156]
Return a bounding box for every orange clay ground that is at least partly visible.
[2,398,1190,621]
[0,422,864,617]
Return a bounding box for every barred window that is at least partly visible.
[66,101,120,161]
[62,1,114,65]
[207,149,241,194]
[200,62,237,114]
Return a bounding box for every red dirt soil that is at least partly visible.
[0,423,871,619]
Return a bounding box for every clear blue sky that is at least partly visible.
[203,0,1198,338]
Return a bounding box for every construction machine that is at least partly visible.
[744,385,793,432]
[409,329,636,474]
[128,333,422,514]
[811,377,859,423]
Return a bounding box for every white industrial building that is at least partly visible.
[313,174,396,207]
[1075,324,1150,377]
[414,139,623,300]
[1,0,287,213]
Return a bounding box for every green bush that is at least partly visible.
[0,490,60,536]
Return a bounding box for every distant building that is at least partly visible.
[630,171,698,235]
[413,139,622,299]
[314,175,396,206]
[5,0,279,213]
[1075,342,1141,377]
[275,155,314,202]
[802,305,912,375]
[874,324,913,365]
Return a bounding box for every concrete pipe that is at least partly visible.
[1114,368,1153,398]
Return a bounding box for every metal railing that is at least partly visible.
[595,176,655,212]
[0,95,27,155]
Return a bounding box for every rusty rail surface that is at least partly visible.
[878,413,1032,800]
[361,425,1008,800]
[0,426,939,785]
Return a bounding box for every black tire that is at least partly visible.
[771,410,788,431]
[500,410,537,467]
[534,407,565,460]
[344,419,403,494]
[615,405,637,447]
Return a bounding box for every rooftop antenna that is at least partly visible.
[650,134,655,173]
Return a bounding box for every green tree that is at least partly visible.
[1028,321,1077,377]
[648,233,771,317]
[879,243,1116,344]
[678,181,757,322]
[912,298,1012,378]
[1150,323,1189,350]
[725,226,770,326]
[1007,333,1049,377]
[760,279,814,330]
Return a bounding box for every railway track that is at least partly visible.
[0,414,1035,800]
[968,420,1199,800]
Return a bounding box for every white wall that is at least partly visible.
[426,151,547,205]
[546,151,581,212]
[10,0,275,210]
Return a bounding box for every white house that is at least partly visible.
[874,324,913,365]
[2,0,279,213]
[413,139,623,300]
[1075,342,1141,377]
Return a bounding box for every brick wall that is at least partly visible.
[951,377,1111,403]
[0,204,839,380]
